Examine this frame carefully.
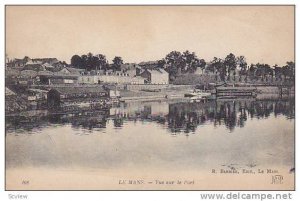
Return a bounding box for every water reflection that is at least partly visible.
[6,98,295,134]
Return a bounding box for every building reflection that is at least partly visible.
[5,98,295,134]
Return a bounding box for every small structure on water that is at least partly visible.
[216,86,257,98]
[47,86,109,109]
[184,89,211,98]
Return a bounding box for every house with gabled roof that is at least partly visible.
[59,67,85,75]
[140,68,169,84]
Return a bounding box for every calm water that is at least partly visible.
[6,97,295,172]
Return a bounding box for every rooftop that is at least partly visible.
[66,67,85,73]
[145,68,168,75]
[139,61,159,66]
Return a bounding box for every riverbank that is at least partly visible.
[5,84,295,113]
[119,85,295,102]
[119,85,194,101]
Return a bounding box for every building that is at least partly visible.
[103,85,121,99]
[38,73,79,85]
[20,70,38,78]
[78,73,145,85]
[140,69,169,84]
[139,61,160,69]
[131,76,146,84]
[42,62,55,71]
[124,69,137,77]
[47,86,109,108]
[23,63,46,71]
[78,74,130,84]
[14,70,39,85]
[30,58,59,65]
[52,61,67,69]
[6,68,21,78]
[59,67,85,75]
[120,63,140,76]
[6,58,27,68]
[25,89,48,101]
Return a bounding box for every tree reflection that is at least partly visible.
[113,117,123,128]
[6,98,295,134]
[166,98,294,133]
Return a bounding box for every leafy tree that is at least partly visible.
[71,53,109,71]
[282,61,295,82]
[237,56,247,75]
[81,54,88,69]
[198,59,206,74]
[112,56,123,72]
[91,56,100,71]
[164,50,206,77]
[86,52,94,71]
[286,61,295,81]
[165,51,185,79]
[273,64,282,81]
[264,64,272,82]
[157,59,166,69]
[224,53,237,81]
[96,54,108,70]
[254,63,263,81]
[255,63,272,82]
[182,50,198,73]
[71,55,82,68]
[248,64,256,75]
[210,57,225,81]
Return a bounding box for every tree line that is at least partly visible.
[71,53,124,72]
[70,51,295,83]
[162,51,295,82]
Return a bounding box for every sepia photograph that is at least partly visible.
[5,5,295,190]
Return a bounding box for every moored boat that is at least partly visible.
[216,86,257,98]
[184,89,211,98]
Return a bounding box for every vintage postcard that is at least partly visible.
[5,5,295,190]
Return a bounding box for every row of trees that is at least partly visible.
[162,51,294,82]
[162,51,248,81]
[71,53,124,72]
[163,50,206,77]
[69,51,295,83]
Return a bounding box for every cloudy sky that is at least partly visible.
[6,6,294,66]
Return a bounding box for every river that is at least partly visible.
[5,96,295,190]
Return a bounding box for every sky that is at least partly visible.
[6,6,294,66]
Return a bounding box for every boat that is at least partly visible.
[216,86,257,98]
[184,89,211,98]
